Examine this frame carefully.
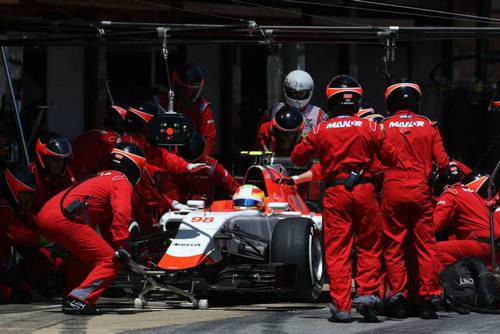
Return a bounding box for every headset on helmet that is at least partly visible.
[232,184,265,210]
[178,132,206,162]
[3,166,37,210]
[462,171,494,199]
[35,133,73,170]
[326,75,363,117]
[172,63,205,104]
[283,70,314,109]
[109,142,146,185]
[125,100,158,134]
[385,79,422,114]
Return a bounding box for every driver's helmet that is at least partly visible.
[232,185,265,210]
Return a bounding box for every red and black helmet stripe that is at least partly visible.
[127,107,155,124]
[4,169,36,205]
[272,116,304,133]
[111,147,146,171]
[326,86,363,101]
[385,83,421,100]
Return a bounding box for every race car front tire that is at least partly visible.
[271,217,324,302]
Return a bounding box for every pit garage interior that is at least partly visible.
[0,0,499,176]
[1,1,500,333]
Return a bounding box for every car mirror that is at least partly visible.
[187,200,205,209]
[268,202,289,211]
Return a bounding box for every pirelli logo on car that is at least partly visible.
[388,121,425,128]
[326,120,362,129]
[173,242,202,247]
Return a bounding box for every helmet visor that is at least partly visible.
[233,198,261,208]
[285,87,311,101]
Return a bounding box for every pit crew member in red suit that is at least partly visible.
[30,133,76,211]
[69,105,128,179]
[0,167,64,303]
[257,104,305,155]
[434,174,500,268]
[380,80,449,319]
[291,74,400,323]
[35,143,145,315]
[171,63,217,156]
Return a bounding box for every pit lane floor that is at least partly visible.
[1,294,499,334]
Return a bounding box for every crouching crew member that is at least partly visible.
[380,80,449,319]
[35,143,146,315]
[291,75,400,323]
[434,170,500,268]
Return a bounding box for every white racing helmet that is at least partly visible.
[283,70,314,109]
[232,185,265,210]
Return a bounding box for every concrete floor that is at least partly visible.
[0,296,499,334]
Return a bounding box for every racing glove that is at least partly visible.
[187,163,210,173]
[279,175,299,186]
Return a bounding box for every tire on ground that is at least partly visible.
[271,217,323,302]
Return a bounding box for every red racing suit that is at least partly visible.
[69,128,120,180]
[380,110,449,301]
[0,199,62,303]
[35,170,133,305]
[165,156,240,205]
[291,115,400,312]
[29,163,76,212]
[434,184,500,267]
[177,97,217,156]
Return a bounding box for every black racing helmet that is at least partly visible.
[125,100,158,134]
[432,162,463,196]
[271,105,304,155]
[385,79,422,114]
[172,63,205,104]
[3,166,37,211]
[326,75,363,117]
[462,171,494,199]
[35,132,73,170]
[109,142,146,185]
[104,105,128,134]
[178,132,206,162]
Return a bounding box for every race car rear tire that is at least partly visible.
[271,217,323,302]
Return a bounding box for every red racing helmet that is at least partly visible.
[326,75,363,118]
[125,100,158,134]
[4,166,37,210]
[462,171,494,199]
[35,133,73,170]
[110,142,146,185]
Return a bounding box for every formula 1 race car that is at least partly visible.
[124,163,324,309]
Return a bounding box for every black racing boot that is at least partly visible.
[418,299,438,320]
[353,295,383,323]
[62,297,102,315]
[384,294,408,319]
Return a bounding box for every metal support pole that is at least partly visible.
[488,159,500,273]
[102,79,115,106]
[1,46,30,164]
[158,27,174,114]
[378,27,398,83]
